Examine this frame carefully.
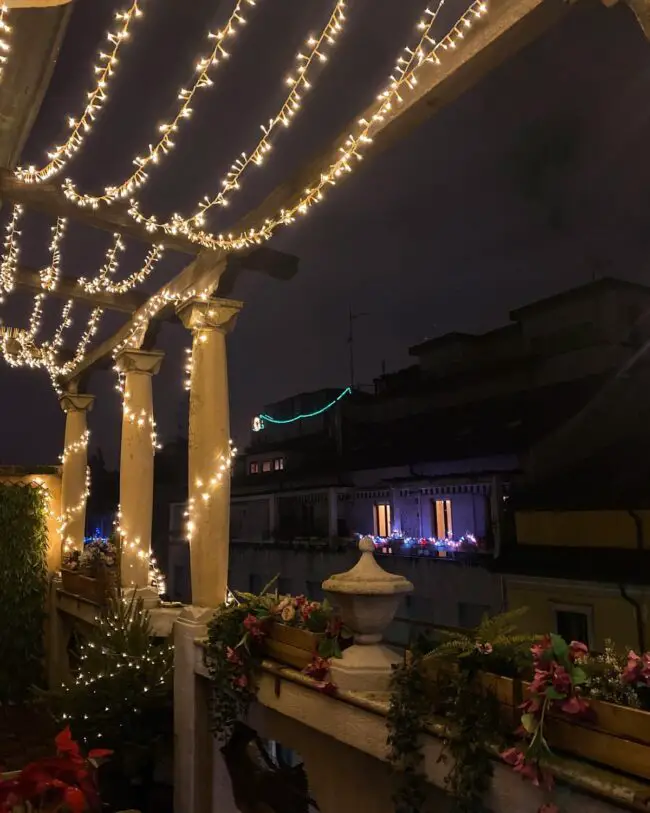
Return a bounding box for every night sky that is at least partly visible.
[1,0,650,468]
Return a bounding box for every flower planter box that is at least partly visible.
[61,568,115,605]
[518,682,650,781]
[263,623,325,670]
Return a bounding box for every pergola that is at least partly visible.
[1,0,647,610]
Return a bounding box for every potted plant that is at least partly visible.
[61,538,117,604]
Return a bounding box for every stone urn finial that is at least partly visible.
[321,536,413,691]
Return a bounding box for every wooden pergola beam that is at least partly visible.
[0,169,208,256]
[11,265,173,316]
[60,245,298,381]
[64,0,574,380]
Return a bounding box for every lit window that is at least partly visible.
[273,457,284,471]
[433,499,453,538]
[262,460,272,473]
[373,503,391,537]
[249,461,259,475]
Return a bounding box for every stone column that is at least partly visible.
[59,392,94,555]
[177,296,243,608]
[115,349,163,597]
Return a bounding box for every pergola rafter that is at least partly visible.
[62,0,576,382]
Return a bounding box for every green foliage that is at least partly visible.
[387,654,431,813]
[440,671,504,813]
[0,482,49,702]
[425,607,535,678]
[584,640,640,708]
[46,590,173,769]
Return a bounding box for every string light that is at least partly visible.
[183,346,192,390]
[77,236,164,295]
[59,465,92,553]
[129,0,488,252]
[0,204,23,299]
[131,0,347,235]
[15,0,144,184]
[60,429,90,464]
[253,386,351,431]
[62,0,260,207]
[0,6,11,85]
[185,440,236,542]
[102,243,164,294]
[77,233,125,294]
[40,217,68,291]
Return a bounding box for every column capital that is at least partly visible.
[176,297,243,335]
[114,349,164,376]
[59,393,95,414]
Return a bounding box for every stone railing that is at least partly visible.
[174,644,648,813]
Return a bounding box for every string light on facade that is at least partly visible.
[253,386,351,431]
[183,346,192,390]
[132,0,347,235]
[62,0,260,207]
[185,440,236,542]
[129,0,488,252]
[0,6,12,85]
[15,0,144,184]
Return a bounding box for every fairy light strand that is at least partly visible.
[0,6,12,85]
[62,0,260,207]
[60,429,90,464]
[129,0,487,252]
[185,440,236,542]
[15,0,144,184]
[0,204,23,299]
[133,0,347,235]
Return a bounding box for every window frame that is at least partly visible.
[373,503,392,537]
[550,601,594,649]
[249,461,260,475]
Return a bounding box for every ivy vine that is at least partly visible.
[0,482,49,702]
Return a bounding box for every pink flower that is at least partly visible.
[294,595,307,608]
[226,646,241,665]
[235,674,248,689]
[550,666,572,696]
[529,668,550,696]
[501,749,553,790]
[559,695,589,715]
[569,640,588,661]
[304,656,330,682]
[531,635,551,662]
[243,614,265,640]
[476,642,493,655]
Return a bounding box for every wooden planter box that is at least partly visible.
[61,568,115,605]
[263,623,325,670]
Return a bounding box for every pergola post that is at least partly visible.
[115,349,163,600]
[58,392,94,556]
[177,296,243,608]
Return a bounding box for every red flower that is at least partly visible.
[235,674,248,689]
[63,785,87,813]
[500,748,553,789]
[529,668,549,696]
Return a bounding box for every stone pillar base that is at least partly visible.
[122,585,160,610]
[329,643,402,692]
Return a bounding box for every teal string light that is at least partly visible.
[252,387,351,431]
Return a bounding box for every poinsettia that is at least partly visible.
[0,727,111,813]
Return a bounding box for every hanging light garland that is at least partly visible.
[62,0,260,208]
[130,0,347,235]
[0,204,23,300]
[15,0,145,184]
[0,6,12,86]
[129,0,488,252]
[40,217,68,291]
[60,428,90,464]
